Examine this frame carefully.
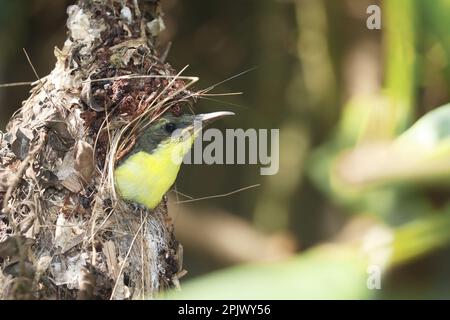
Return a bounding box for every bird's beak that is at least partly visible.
[194,111,235,126]
[179,111,235,140]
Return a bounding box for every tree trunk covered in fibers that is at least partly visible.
[0,0,186,300]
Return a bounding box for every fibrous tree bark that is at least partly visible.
[0,0,189,300]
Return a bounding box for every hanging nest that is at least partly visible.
[0,0,195,300]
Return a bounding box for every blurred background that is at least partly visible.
[2,0,450,299]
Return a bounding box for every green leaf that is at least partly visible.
[163,245,371,300]
[333,103,450,190]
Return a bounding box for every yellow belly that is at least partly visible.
[114,150,182,209]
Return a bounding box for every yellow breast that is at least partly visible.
[114,143,184,209]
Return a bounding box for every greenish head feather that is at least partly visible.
[120,111,235,163]
[135,113,197,154]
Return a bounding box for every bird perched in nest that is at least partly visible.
[114,111,234,209]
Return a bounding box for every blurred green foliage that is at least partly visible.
[165,244,370,299]
[168,0,450,299]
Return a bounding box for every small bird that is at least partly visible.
[114,111,234,209]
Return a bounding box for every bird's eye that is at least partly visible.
[165,123,177,133]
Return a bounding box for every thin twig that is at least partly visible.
[175,184,261,205]
[0,81,33,88]
[22,49,60,112]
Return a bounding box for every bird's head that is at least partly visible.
[128,111,235,161]
[114,111,234,209]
